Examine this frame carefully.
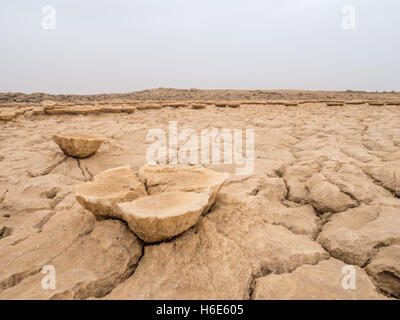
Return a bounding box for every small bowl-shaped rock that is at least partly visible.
[53,133,106,158]
[119,191,210,243]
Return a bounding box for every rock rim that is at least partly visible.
[119,191,211,242]
[52,133,106,158]
[74,166,147,219]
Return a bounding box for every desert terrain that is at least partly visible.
[0,89,399,300]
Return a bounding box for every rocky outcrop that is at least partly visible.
[52,133,106,158]
[75,165,229,242]
[105,192,329,299]
[0,209,95,291]
[74,166,147,219]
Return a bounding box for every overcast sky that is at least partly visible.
[0,0,399,94]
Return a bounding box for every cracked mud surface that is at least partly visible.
[1,92,400,300]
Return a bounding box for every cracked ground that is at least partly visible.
[0,96,400,300]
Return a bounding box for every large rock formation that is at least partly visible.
[75,165,229,243]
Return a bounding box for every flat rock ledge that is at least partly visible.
[253,258,387,300]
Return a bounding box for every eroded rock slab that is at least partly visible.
[317,204,400,266]
[104,191,329,300]
[253,258,386,300]
[205,194,329,276]
[305,173,358,213]
[104,218,253,299]
[0,209,95,291]
[363,165,400,196]
[0,220,142,299]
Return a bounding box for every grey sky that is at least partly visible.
[0,0,399,94]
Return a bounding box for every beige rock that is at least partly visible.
[104,192,329,300]
[0,220,142,299]
[317,205,400,266]
[225,176,320,238]
[253,258,386,300]
[322,164,391,203]
[104,218,253,299]
[119,191,210,242]
[2,93,400,300]
[327,102,344,106]
[46,106,101,115]
[0,112,15,121]
[366,245,400,298]
[206,194,329,275]
[213,101,240,108]
[74,166,147,219]
[1,174,75,214]
[284,164,317,203]
[363,165,400,196]
[162,102,188,108]
[305,173,358,213]
[136,103,162,110]
[345,100,367,105]
[41,100,56,107]
[191,103,207,109]
[0,209,95,291]
[386,101,400,106]
[52,133,106,158]
[138,164,229,212]
[121,105,136,113]
[259,201,320,239]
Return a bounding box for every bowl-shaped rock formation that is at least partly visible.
[52,133,106,158]
[138,164,229,212]
[74,166,147,219]
[75,164,229,242]
[119,191,210,242]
